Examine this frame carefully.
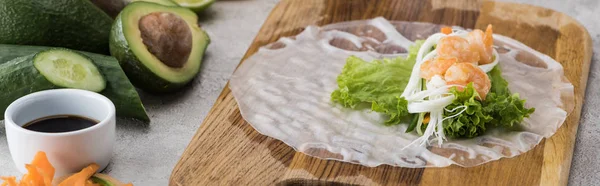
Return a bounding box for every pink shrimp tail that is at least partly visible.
[484,24,493,48]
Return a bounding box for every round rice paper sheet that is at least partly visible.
[229,17,575,167]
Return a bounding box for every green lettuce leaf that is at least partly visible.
[443,66,535,138]
[483,66,535,127]
[443,84,493,138]
[371,96,409,125]
[331,40,424,125]
[488,64,510,95]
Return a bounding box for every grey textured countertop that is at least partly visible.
[0,0,598,185]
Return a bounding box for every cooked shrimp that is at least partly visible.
[420,57,457,80]
[437,36,480,64]
[467,24,494,64]
[444,63,491,100]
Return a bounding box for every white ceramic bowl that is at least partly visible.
[4,89,115,177]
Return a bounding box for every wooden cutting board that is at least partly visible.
[170,0,592,185]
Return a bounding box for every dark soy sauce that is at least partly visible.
[22,115,98,133]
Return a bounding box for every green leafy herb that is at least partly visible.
[443,66,535,138]
[483,66,535,128]
[443,84,493,138]
[487,64,510,95]
[331,40,424,125]
[371,96,409,125]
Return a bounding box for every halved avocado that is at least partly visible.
[109,2,210,93]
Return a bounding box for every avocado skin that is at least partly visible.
[109,3,210,93]
[0,0,113,54]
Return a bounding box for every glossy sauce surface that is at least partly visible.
[23,115,98,133]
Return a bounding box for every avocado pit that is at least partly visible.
[138,12,192,68]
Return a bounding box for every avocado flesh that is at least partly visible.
[110,2,209,93]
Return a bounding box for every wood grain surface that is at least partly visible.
[170,0,593,185]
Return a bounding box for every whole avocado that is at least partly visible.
[0,0,113,54]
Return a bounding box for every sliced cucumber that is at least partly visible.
[33,49,106,92]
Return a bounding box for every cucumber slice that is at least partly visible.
[33,49,106,92]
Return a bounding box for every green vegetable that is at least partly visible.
[406,113,420,133]
[0,55,58,121]
[90,176,114,186]
[371,96,409,125]
[0,45,149,122]
[487,65,510,95]
[0,0,113,54]
[33,49,106,92]
[483,66,535,128]
[331,41,423,125]
[443,84,493,138]
[443,66,534,138]
[90,174,125,186]
[110,2,210,93]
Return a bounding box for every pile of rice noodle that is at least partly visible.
[229,17,574,167]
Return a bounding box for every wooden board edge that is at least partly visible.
[540,8,593,186]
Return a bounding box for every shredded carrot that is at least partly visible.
[23,164,45,186]
[441,27,453,34]
[423,114,431,124]
[58,163,100,186]
[122,184,134,186]
[31,151,55,186]
[1,151,129,186]
[0,177,17,186]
